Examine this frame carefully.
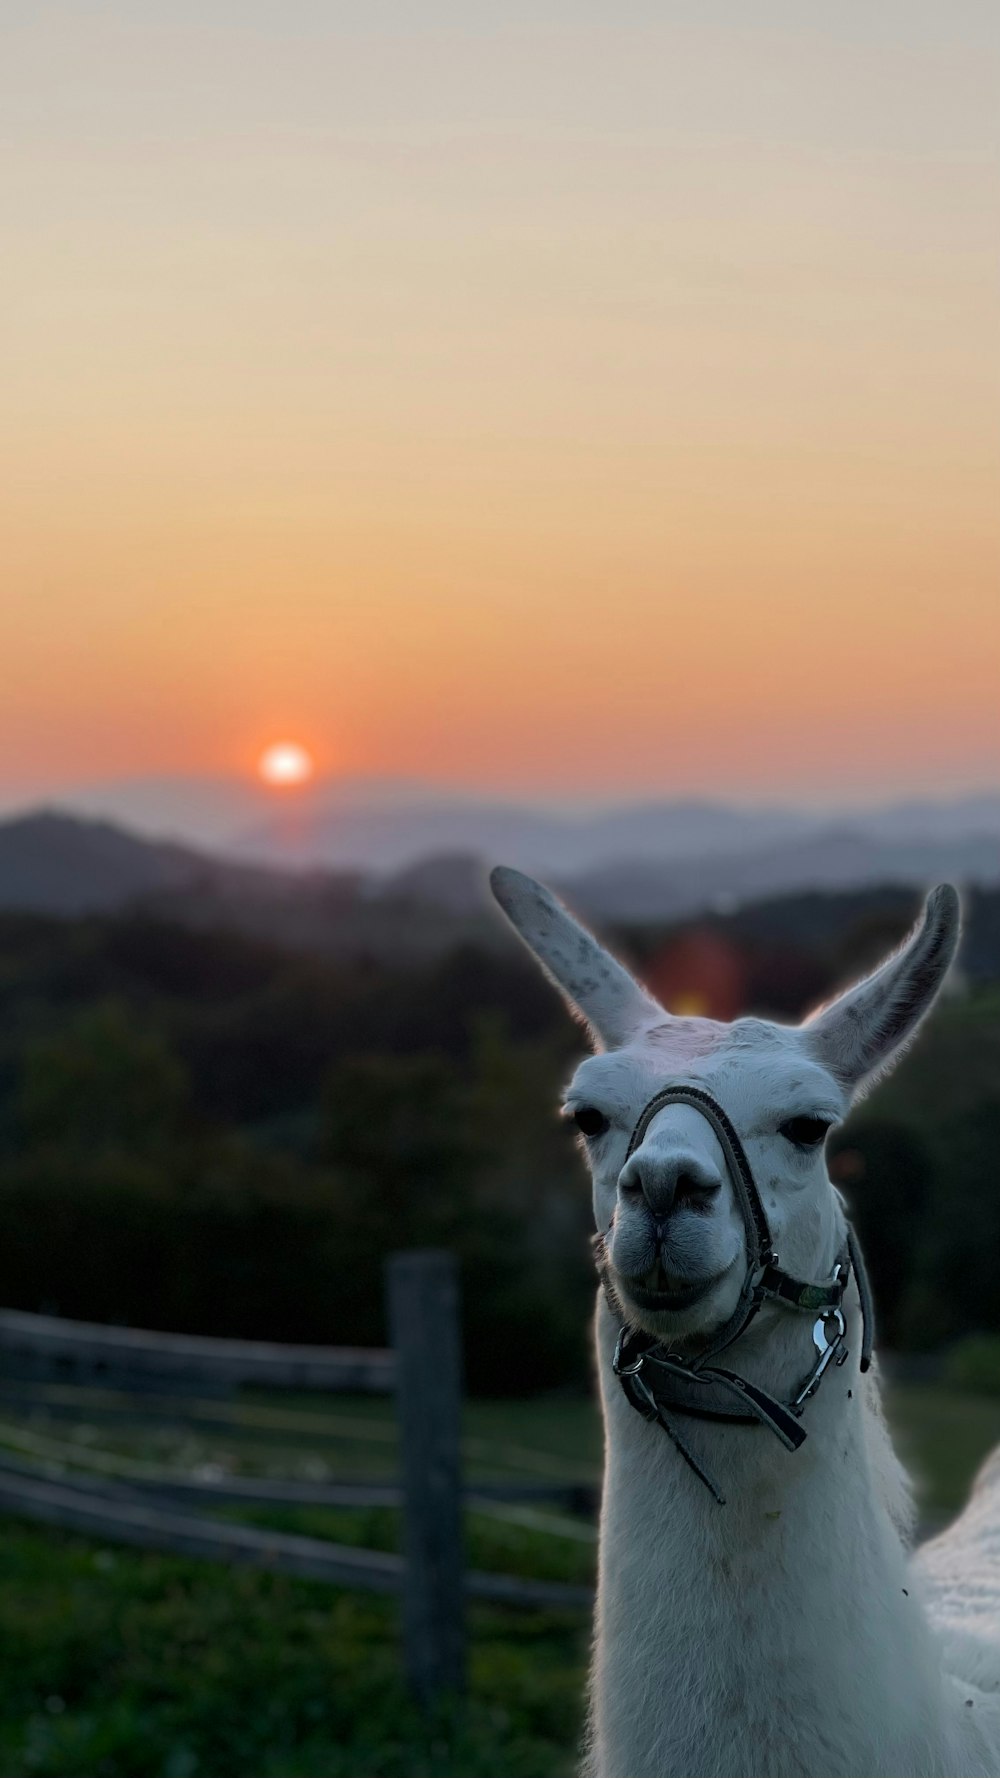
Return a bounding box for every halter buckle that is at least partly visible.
[790,1308,847,1415]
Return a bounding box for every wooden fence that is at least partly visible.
[0,1305,393,1392]
[0,1252,593,1703]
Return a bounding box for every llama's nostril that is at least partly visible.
[675,1169,722,1205]
[618,1159,644,1198]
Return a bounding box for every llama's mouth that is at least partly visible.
[616,1257,736,1316]
[621,1275,724,1312]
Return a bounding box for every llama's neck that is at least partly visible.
[586,1290,965,1778]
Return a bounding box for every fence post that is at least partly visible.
[386,1249,465,1704]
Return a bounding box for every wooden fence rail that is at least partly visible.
[0,1446,597,1514]
[0,1468,592,1610]
[0,1307,393,1393]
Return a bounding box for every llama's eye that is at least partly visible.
[573,1106,610,1139]
[779,1116,832,1150]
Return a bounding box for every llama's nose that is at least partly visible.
[618,1147,723,1220]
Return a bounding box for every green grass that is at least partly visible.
[0,1392,596,1778]
[213,1503,596,1589]
[0,1381,996,1776]
[0,1527,586,1778]
[884,1382,1000,1518]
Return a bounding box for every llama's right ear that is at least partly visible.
[805,884,961,1094]
[490,865,660,1049]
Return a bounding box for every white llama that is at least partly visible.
[491,866,1000,1778]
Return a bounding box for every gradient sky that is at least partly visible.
[2,2,997,805]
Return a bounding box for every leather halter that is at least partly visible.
[595,1083,874,1505]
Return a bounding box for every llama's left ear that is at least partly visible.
[805,884,961,1093]
[489,865,660,1049]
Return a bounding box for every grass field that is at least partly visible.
[0,1383,997,1777]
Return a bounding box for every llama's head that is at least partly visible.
[491,867,960,1347]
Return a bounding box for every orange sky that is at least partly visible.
[2,5,997,804]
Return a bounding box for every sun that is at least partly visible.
[258,742,315,788]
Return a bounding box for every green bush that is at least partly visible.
[16,1001,191,1153]
[0,1006,594,1389]
[943,1335,1000,1397]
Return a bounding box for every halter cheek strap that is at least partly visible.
[596,1083,875,1505]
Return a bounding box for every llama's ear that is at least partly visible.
[805,885,961,1094]
[490,865,660,1049]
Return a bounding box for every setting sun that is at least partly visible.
[258,743,314,788]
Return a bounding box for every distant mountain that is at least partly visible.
[0,809,355,924]
[236,790,1000,883]
[31,772,456,852]
[0,811,218,914]
[374,852,491,914]
[0,776,278,849]
[235,793,821,874]
[0,812,498,960]
[0,800,997,944]
[565,826,1000,923]
[854,795,1000,844]
[19,773,1000,881]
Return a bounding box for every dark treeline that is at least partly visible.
[0,885,997,1389]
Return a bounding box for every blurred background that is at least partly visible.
[1,2,998,1774]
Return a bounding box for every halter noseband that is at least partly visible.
[595,1083,874,1505]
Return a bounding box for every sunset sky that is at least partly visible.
[2,2,997,808]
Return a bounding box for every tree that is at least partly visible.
[16,1000,190,1154]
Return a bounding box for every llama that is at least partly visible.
[490,866,1000,1778]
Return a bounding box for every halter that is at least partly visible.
[595,1083,874,1505]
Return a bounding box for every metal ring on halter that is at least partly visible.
[612,1326,645,1377]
